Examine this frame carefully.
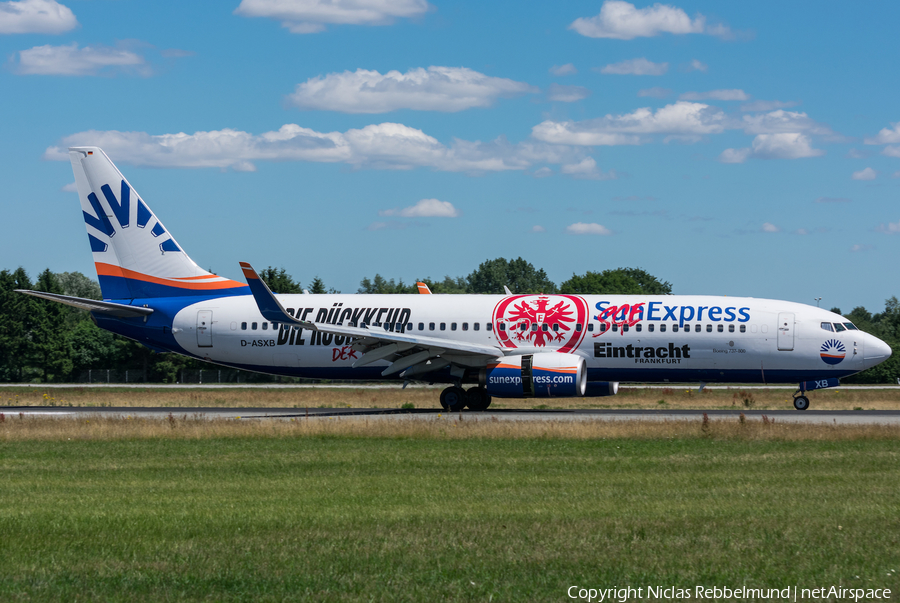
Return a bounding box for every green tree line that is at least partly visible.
[0,260,895,383]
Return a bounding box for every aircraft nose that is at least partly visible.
[864,334,892,365]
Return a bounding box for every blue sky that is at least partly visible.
[2,0,899,313]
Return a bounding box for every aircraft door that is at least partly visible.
[777,312,794,351]
[197,310,213,348]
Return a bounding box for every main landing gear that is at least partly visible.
[439,386,492,412]
[792,392,810,411]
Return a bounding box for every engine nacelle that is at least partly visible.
[584,381,619,397]
[483,352,586,398]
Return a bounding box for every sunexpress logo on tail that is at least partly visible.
[83,180,181,254]
[594,300,751,331]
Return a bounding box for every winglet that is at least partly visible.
[239,261,314,329]
[416,282,432,294]
[503,285,513,295]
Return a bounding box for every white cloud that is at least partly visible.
[761,222,780,233]
[720,133,824,163]
[532,101,726,146]
[876,220,900,235]
[567,222,612,235]
[569,1,707,40]
[750,133,824,159]
[599,57,667,76]
[852,167,876,180]
[380,198,458,218]
[718,147,751,163]
[795,228,808,235]
[882,146,900,158]
[0,0,76,34]
[45,122,589,174]
[741,110,833,136]
[288,66,535,113]
[864,122,900,145]
[549,63,576,76]
[739,100,798,112]
[679,89,748,101]
[850,244,874,252]
[532,167,553,178]
[687,59,707,72]
[559,156,617,180]
[234,0,429,33]
[61,181,77,192]
[15,42,147,76]
[548,83,590,102]
[638,87,671,98]
[532,225,546,233]
[846,148,868,159]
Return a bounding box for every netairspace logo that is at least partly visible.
[566,584,893,602]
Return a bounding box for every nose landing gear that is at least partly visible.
[792,394,810,411]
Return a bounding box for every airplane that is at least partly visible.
[17,147,893,411]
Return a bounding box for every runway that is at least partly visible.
[4,406,900,425]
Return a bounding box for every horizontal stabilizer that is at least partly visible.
[15,290,154,318]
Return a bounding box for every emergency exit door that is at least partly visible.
[777,312,794,351]
[197,310,213,347]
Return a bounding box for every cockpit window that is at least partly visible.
[843,322,858,331]
[820,322,834,332]
[832,323,846,332]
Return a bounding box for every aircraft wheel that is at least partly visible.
[466,387,492,411]
[440,386,468,411]
[793,395,810,411]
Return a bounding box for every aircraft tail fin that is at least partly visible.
[68,147,246,300]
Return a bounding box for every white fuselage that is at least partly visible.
[169,293,889,384]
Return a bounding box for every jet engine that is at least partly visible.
[482,352,586,398]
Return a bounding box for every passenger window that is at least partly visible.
[520,323,527,331]
[407,323,413,331]
[672,325,679,332]
[440,323,446,331]
[695,324,701,333]
[706,324,712,332]
[600,324,607,333]
[623,324,629,333]
[418,322,424,331]
[844,322,858,331]
[648,324,655,332]
[262,322,268,330]
[635,323,642,332]
[576,323,583,332]
[272,323,277,330]
[660,324,666,332]
[451,323,457,331]
[498,323,504,331]
[487,323,493,331]
[717,324,724,333]
[251,322,258,330]
[612,324,618,332]
[553,323,559,332]
[462,323,468,331]
[683,324,689,332]
[241,322,247,330]
[473,323,480,331]
[728,324,735,333]
[820,322,833,331]
[740,325,746,333]
[429,322,435,331]
[541,324,548,332]
[833,323,846,332]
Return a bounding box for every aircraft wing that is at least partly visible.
[239,262,503,378]
[15,290,154,318]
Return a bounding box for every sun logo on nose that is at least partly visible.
[820,339,846,365]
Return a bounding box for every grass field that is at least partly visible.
[3,384,900,411]
[1,418,899,601]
